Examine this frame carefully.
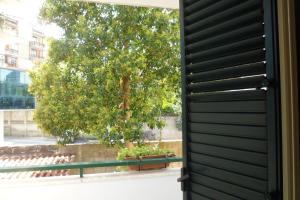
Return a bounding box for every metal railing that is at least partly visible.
[5,49,18,56]
[30,41,45,48]
[0,157,183,178]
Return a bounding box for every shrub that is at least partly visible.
[57,130,80,145]
[117,145,174,160]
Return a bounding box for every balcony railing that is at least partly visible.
[0,157,183,178]
[30,41,45,48]
[30,55,44,60]
[5,49,18,56]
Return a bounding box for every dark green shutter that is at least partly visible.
[179,0,282,199]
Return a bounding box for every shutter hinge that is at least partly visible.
[177,167,189,191]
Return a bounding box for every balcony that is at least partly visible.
[3,18,18,36]
[4,55,18,68]
[29,54,44,61]
[29,41,45,49]
[0,156,182,200]
[0,169,181,200]
[4,48,18,56]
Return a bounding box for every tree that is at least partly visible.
[30,0,180,146]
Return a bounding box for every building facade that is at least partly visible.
[0,0,47,137]
[0,12,46,109]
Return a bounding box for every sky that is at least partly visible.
[0,0,64,39]
[21,0,64,39]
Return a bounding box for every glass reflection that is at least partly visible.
[0,68,35,109]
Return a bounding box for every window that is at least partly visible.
[29,30,44,60]
[5,44,19,55]
[4,44,18,67]
[33,35,43,44]
[5,55,17,67]
[31,29,45,47]
[3,17,18,36]
[0,68,35,109]
[29,48,43,60]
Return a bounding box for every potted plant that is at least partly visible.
[117,146,175,171]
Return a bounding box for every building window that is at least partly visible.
[29,29,45,60]
[29,48,43,60]
[3,17,18,36]
[4,43,18,67]
[33,35,43,43]
[5,44,19,55]
[5,55,17,67]
[0,68,35,109]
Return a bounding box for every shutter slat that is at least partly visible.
[186,23,264,53]
[190,153,267,180]
[186,49,265,73]
[190,133,267,153]
[184,0,217,16]
[188,90,266,102]
[190,182,244,200]
[186,9,262,43]
[185,0,261,34]
[188,75,266,93]
[189,123,267,139]
[187,62,265,83]
[189,100,266,113]
[189,112,266,126]
[190,192,212,200]
[191,173,265,200]
[185,0,246,25]
[186,37,264,63]
[189,143,267,166]
[190,163,267,193]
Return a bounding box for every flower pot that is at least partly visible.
[125,154,175,171]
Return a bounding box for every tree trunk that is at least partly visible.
[121,75,131,120]
[120,75,133,148]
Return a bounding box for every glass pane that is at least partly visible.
[0,68,35,109]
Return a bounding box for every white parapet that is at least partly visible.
[0,111,3,145]
[71,0,179,9]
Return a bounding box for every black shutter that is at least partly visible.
[179,0,282,200]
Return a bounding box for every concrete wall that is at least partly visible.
[0,140,182,174]
[4,111,182,140]
[144,116,182,140]
[4,110,44,137]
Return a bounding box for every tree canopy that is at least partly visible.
[30,0,180,146]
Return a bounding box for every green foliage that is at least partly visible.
[57,130,80,145]
[117,146,174,160]
[30,0,180,146]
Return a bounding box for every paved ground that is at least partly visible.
[3,136,100,146]
[0,169,182,200]
[3,136,57,146]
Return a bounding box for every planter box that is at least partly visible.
[125,154,175,171]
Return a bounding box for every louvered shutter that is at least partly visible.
[179,0,282,199]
